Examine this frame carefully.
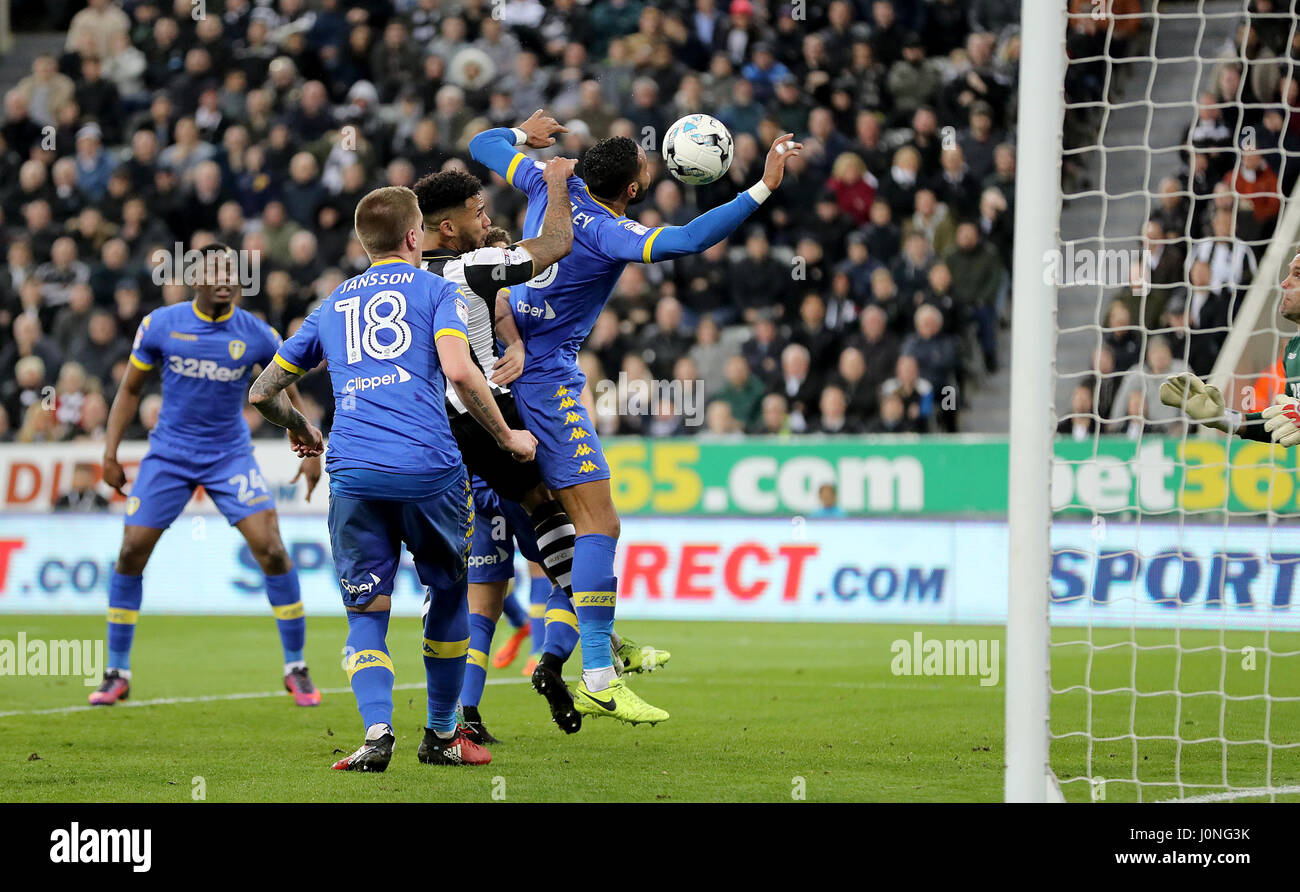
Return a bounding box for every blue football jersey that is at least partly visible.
[274,258,471,477]
[129,302,282,456]
[504,158,661,383]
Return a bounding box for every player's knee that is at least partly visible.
[256,540,292,575]
[116,535,155,574]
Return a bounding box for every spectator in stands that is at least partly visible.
[754,391,791,436]
[946,220,1005,372]
[867,391,919,433]
[16,55,77,127]
[1224,149,1281,235]
[688,315,731,398]
[1102,299,1142,373]
[903,188,956,258]
[902,304,960,431]
[1110,336,1187,431]
[882,353,934,432]
[1057,384,1099,440]
[714,353,767,432]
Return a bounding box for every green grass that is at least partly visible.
[2,617,1298,802]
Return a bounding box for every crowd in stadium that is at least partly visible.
[0,0,1027,448]
[1062,0,1300,440]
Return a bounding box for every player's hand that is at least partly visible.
[542,156,578,186]
[102,455,127,495]
[290,423,325,458]
[518,109,567,148]
[491,341,525,386]
[761,132,804,191]
[500,428,537,463]
[1159,373,1225,423]
[1262,394,1300,447]
[292,454,323,502]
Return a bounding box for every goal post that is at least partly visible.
[1004,0,1067,804]
[1010,0,1300,803]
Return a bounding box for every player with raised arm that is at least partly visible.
[1161,252,1300,444]
[413,172,668,737]
[248,186,536,771]
[470,110,802,724]
[92,243,324,707]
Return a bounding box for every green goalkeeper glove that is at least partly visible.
[1159,373,1226,425]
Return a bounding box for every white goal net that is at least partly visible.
[1009,0,1300,802]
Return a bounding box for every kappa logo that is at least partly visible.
[568,428,588,441]
[351,652,385,668]
[228,339,246,360]
[564,411,582,424]
[340,572,382,596]
[515,299,556,320]
[554,386,569,397]
[577,460,599,474]
[573,444,594,457]
[558,397,577,409]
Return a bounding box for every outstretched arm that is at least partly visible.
[469,109,568,187]
[635,132,804,263]
[249,362,324,457]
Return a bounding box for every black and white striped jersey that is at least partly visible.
[421,245,535,415]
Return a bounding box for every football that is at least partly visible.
[662,114,734,185]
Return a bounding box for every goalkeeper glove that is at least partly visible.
[1262,394,1300,447]
[1159,373,1226,424]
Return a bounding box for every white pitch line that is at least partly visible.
[1156,785,1300,803]
[0,677,532,718]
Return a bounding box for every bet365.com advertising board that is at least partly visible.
[2,513,1299,631]
[1,436,1298,518]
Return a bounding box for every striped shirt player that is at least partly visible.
[414,165,591,735]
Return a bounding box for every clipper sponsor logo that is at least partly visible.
[50,823,151,873]
[344,365,412,392]
[166,356,248,382]
[341,573,382,597]
[468,546,510,568]
[515,299,556,320]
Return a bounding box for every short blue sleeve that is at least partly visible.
[129,312,162,371]
[432,283,471,344]
[274,306,324,374]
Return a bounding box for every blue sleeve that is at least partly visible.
[433,282,471,344]
[255,320,284,368]
[633,192,761,263]
[274,306,324,374]
[129,312,162,371]
[469,128,546,199]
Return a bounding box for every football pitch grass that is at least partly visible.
[2,616,1298,802]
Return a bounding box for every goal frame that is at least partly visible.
[1004,0,1068,803]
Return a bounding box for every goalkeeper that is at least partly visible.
[1160,253,1300,445]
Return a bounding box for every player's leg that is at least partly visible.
[232,508,318,705]
[491,583,531,669]
[555,477,668,724]
[522,561,549,675]
[91,453,191,705]
[511,377,668,724]
[520,484,668,673]
[458,481,514,743]
[329,496,401,771]
[211,454,319,706]
[409,474,490,765]
[463,579,508,743]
